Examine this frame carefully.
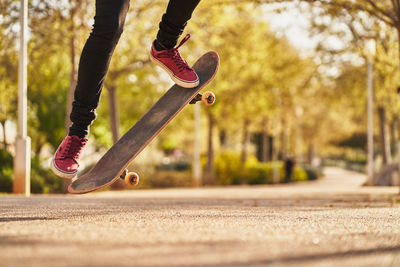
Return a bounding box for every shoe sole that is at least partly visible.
[150,53,200,88]
[50,156,78,179]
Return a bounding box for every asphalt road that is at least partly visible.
[1,167,400,267]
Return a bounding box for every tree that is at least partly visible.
[191,3,317,172]
[0,0,19,149]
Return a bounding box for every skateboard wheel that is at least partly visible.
[202,91,215,106]
[120,169,128,180]
[124,172,139,186]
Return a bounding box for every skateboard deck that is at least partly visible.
[68,51,219,194]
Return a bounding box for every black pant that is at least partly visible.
[69,0,201,138]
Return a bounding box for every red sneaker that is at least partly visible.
[150,34,199,88]
[50,135,88,178]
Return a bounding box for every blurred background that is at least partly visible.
[1,0,400,193]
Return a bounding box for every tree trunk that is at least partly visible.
[397,25,400,87]
[205,111,215,185]
[281,119,288,160]
[219,130,227,148]
[262,118,269,162]
[395,17,400,193]
[272,117,280,183]
[397,118,400,153]
[107,85,120,144]
[308,143,315,164]
[240,119,249,165]
[107,85,126,190]
[295,117,303,164]
[390,116,397,158]
[378,106,391,165]
[0,120,6,149]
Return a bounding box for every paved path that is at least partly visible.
[1,167,400,267]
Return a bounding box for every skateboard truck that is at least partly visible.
[120,168,139,186]
[190,91,215,106]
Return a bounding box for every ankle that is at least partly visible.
[154,40,165,51]
[68,128,88,139]
[154,39,177,51]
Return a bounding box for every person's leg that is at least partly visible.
[51,0,129,178]
[156,0,201,49]
[150,0,201,88]
[69,0,130,138]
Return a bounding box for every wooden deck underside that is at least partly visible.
[68,52,219,194]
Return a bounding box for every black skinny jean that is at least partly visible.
[69,0,201,138]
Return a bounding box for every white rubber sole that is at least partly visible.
[150,53,199,88]
[50,156,77,179]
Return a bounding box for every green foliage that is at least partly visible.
[214,151,243,185]
[293,167,308,181]
[0,149,62,193]
[332,133,367,150]
[244,156,278,185]
[0,2,18,128]
[0,167,13,193]
[28,54,70,150]
[0,149,13,192]
[30,157,63,194]
[156,162,190,171]
[158,136,179,155]
[140,170,193,188]
[215,151,313,185]
[2,0,396,192]
[0,148,13,166]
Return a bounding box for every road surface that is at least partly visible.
[1,167,399,266]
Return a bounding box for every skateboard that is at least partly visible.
[68,51,219,194]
